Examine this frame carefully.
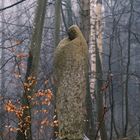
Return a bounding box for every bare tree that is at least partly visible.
[16,0,47,140]
[0,0,5,139]
[54,0,61,47]
[124,0,133,137]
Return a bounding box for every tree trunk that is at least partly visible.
[66,0,73,27]
[95,1,108,140]
[95,45,107,140]
[0,1,5,139]
[54,25,88,140]
[16,0,47,140]
[80,0,96,139]
[80,0,90,45]
[124,0,133,137]
[54,0,61,47]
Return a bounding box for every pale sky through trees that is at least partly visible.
[0,0,140,140]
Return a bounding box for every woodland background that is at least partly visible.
[0,0,140,140]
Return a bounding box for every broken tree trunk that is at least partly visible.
[54,25,88,140]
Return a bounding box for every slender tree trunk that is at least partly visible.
[108,14,119,140]
[89,3,97,136]
[0,1,5,139]
[118,30,125,136]
[85,78,96,140]
[80,0,90,45]
[124,0,133,137]
[95,1,108,140]
[16,1,47,140]
[80,0,96,139]
[95,44,107,140]
[53,1,62,138]
[54,0,61,47]
[66,0,73,28]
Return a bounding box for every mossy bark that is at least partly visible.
[54,25,88,140]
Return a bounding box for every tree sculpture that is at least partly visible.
[54,25,88,140]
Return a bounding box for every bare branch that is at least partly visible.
[0,0,26,12]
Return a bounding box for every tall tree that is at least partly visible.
[80,0,96,139]
[53,0,62,138]
[80,0,90,45]
[66,0,73,27]
[0,0,5,139]
[54,0,61,47]
[95,40,107,140]
[124,0,133,137]
[16,0,47,140]
[95,0,108,139]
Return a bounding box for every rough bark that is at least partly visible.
[54,25,88,140]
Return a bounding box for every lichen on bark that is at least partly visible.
[54,25,88,140]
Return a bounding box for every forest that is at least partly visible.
[0,0,140,140]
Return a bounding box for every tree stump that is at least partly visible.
[54,25,88,140]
